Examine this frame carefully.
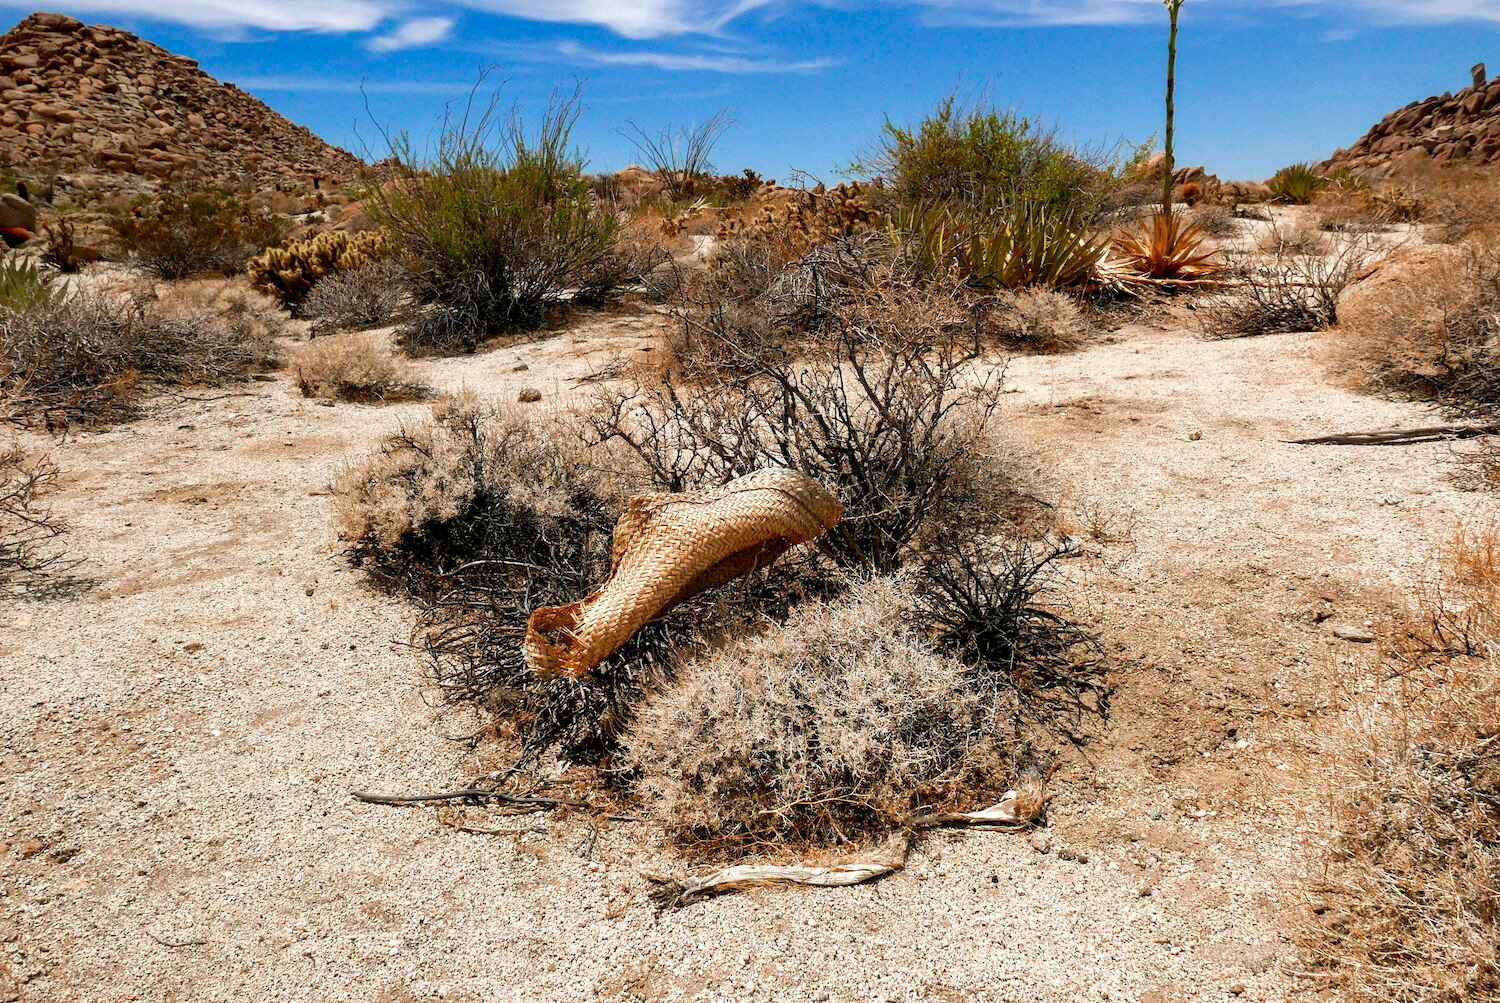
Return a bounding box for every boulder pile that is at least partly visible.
[1325,62,1500,176]
[0,11,361,198]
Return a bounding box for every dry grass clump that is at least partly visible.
[1327,237,1500,412]
[1,437,69,597]
[0,281,282,427]
[626,578,997,848]
[993,287,1092,352]
[302,260,411,337]
[289,332,428,403]
[1296,525,1500,1002]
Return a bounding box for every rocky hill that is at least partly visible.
[0,11,362,201]
[1325,62,1500,177]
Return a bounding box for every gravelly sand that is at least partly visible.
[3,305,1496,1003]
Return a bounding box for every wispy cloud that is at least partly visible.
[367,15,455,51]
[451,0,774,39]
[555,39,834,72]
[0,0,392,32]
[908,0,1500,27]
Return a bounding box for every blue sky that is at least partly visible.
[4,2,1499,181]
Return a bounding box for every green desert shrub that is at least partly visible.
[108,187,290,279]
[367,86,649,353]
[857,95,1126,217]
[0,254,64,312]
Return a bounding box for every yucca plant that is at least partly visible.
[1270,163,1328,204]
[1327,166,1368,193]
[897,200,1106,289]
[1113,209,1219,279]
[0,255,64,313]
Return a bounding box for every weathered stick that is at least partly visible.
[1290,423,1500,446]
[351,788,586,809]
[646,792,1027,909]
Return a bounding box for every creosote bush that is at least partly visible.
[366,85,656,354]
[108,187,289,279]
[289,331,428,402]
[857,94,1134,218]
[0,280,282,426]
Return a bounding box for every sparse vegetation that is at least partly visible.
[108,186,290,279]
[301,259,411,336]
[1296,524,1500,1003]
[289,331,428,402]
[1327,236,1500,410]
[0,280,282,426]
[248,229,392,313]
[366,84,651,354]
[0,436,69,597]
[1200,225,1377,338]
[620,110,736,202]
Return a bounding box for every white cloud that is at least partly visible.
[452,0,773,39]
[0,0,392,32]
[367,15,455,51]
[233,75,480,93]
[556,39,833,71]
[908,0,1500,27]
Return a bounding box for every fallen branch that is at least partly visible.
[1290,423,1500,446]
[351,787,586,809]
[646,791,1027,909]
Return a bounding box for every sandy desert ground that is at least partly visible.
[3,293,1497,1002]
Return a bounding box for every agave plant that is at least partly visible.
[1269,163,1328,204]
[896,199,1106,290]
[1112,209,1219,280]
[0,254,64,313]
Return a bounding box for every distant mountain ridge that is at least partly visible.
[1325,62,1500,176]
[0,10,362,197]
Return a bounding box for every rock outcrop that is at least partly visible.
[0,11,361,198]
[1325,62,1500,176]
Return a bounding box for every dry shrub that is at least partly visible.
[1327,237,1500,413]
[1,437,69,596]
[0,281,282,427]
[993,287,1091,352]
[334,392,694,758]
[1296,525,1500,1002]
[1200,227,1381,339]
[1189,204,1241,239]
[302,260,411,337]
[626,577,1001,849]
[289,331,427,402]
[592,281,1007,573]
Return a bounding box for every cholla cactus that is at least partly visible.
[717,182,884,256]
[248,229,391,312]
